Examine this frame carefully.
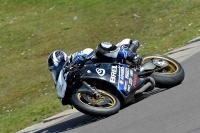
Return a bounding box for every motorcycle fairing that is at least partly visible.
[79,63,147,99]
[50,61,66,85]
[117,64,147,97]
[56,69,67,99]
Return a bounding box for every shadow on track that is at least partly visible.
[121,87,167,108]
[35,87,168,133]
[35,114,105,133]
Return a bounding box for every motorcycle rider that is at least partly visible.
[47,48,94,105]
[47,38,141,105]
[47,48,94,83]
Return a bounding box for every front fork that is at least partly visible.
[64,81,100,108]
[78,81,101,99]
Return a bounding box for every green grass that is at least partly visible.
[0,0,200,132]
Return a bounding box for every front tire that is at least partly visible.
[142,54,185,88]
[71,89,121,116]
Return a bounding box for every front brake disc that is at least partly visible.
[152,58,169,67]
[82,94,110,106]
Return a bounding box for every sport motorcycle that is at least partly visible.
[52,54,185,116]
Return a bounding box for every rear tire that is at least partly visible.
[142,54,185,88]
[71,89,121,116]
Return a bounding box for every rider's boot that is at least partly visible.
[129,40,140,53]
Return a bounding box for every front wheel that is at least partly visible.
[71,89,121,116]
[142,54,185,88]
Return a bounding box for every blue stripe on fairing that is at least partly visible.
[117,64,126,93]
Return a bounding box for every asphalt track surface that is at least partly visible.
[18,38,200,133]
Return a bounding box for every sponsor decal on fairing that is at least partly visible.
[120,66,125,81]
[118,66,125,91]
[129,78,132,86]
[132,74,137,88]
[129,69,133,77]
[124,81,131,92]
[110,65,117,83]
[96,68,105,76]
[125,67,129,79]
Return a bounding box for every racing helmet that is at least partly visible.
[47,50,68,69]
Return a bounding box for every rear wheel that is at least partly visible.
[71,89,121,116]
[142,54,185,88]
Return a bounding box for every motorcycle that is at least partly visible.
[52,54,185,116]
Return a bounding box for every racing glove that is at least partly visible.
[132,56,143,66]
[72,55,85,66]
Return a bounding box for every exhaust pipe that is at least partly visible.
[135,82,152,95]
[135,77,155,95]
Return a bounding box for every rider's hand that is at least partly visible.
[72,55,85,66]
[133,56,143,66]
